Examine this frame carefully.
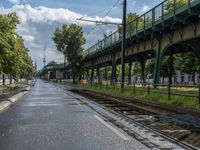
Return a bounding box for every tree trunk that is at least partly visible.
[10,75,12,84]
[2,74,5,85]
[16,76,20,82]
[72,65,76,84]
[168,54,173,85]
[72,72,76,84]
[78,67,82,82]
[105,67,107,81]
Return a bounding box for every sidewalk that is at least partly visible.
[0,84,25,102]
[0,82,31,113]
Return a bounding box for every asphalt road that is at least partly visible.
[0,80,149,150]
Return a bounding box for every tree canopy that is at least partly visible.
[0,13,35,78]
[174,52,200,80]
[165,0,188,13]
[53,24,85,83]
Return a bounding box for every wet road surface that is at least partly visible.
[0,80,149,150]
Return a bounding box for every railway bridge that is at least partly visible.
[41,0,200,84]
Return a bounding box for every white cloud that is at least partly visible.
[9,0,21,5]
[0,5,121,69]
[142,5,150,12]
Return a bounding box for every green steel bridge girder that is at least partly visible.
[85,0,200,60]
[85,21,200,84]
[41,0,200,84]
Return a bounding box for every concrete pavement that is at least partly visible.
[0,79,149,150]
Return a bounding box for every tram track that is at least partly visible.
[69,88,200,149]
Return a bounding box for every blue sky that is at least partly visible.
[2,0,163,17]
[0,0,163,69]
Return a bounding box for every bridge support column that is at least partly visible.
[86,69,89,82]
[96,67,101,84]
[104,67,108,81]
[111,61,116,86]
[90,66,95,84]
[139,60,146,84]
[154,40,162,85]
[128,62,132,84]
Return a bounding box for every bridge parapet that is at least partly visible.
[84,0,200,60]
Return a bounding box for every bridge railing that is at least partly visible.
[85,0,198,57]
[85,29,121,56]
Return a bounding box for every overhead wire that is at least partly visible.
[102,0,121,18]
[85,0,121,36]
[80,8,108,20]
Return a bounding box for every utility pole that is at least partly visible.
[77,0,127,89]
[64,55,66,67]
[35,59,37,71]
[43,49,46,67]
[121,0,127,89]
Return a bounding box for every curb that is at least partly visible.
[8,91,27,104]
[0,91,28,113]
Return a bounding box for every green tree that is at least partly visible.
[0,13,35,82]
[125,13,140,37]
[174,52,200,84]
[165,0,188,14]
[118,12,140,38]
[0,13,19,52]
[53,24,86,83]
[145,56,175,84]
[146,59,155,78]
[132,62,141,76]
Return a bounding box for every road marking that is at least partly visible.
[74,101,81,106]
[162,129,189,133]
[94,115,130,141]
[28,97,61,100]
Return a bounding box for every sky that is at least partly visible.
[0,0,163,70]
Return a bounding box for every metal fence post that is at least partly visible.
[198,84,200,104]
[133,82,136,93]
[168,83,171,100]
[188,0,191,14]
